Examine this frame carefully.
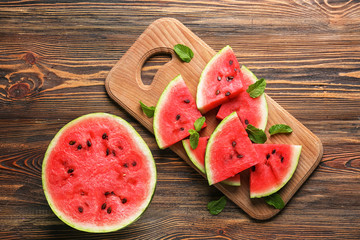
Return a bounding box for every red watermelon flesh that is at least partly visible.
[42,113,157,232]
[154,75,206,149]
[216,65,268,130]
[182,137,241,186]
[250,144,301,198]
[196,45,244,114]
[205,112,260,185]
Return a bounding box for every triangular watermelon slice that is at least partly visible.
[216,65,268,130]
[250,144,301,198]
[196,45,244,113]
[182,137,241,186]
[153,75,206,149]
[205,112,261,185]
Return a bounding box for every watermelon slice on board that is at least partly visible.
[205,112,261,185]
[153,75,206,149]
[250,144,302,198]
[182,137,241,186]
[216,65,268,130]
[196,45,244,114]
[42,113,157,233]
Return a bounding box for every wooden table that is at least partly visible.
[1,1,359,239]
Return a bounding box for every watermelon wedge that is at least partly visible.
[42,113,157,232]
[196,45,244,113]
[205,112,261,185]
[153,75,206,149]
[182,137,241,186]
[216,65,268,130]
[250,144,301,198]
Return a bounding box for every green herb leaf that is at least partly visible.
[246,124,267,144]
[194,116,206,132]
[269,124,293,135]
[174,44,194,63]
[207,196,227,215]
[188,130,199,149]
[264,193,285,209]
[246,78,266,98]
[140,101,155,118]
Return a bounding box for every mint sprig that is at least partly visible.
[140,101,155,118]
[264,193,285,209]
[188,116,206,149]
[174,44,194,63]
[194,116,206,132]
[246,124,267,144]
[269,124,293,136]
[246,78,266,98]
[207,196,227,215]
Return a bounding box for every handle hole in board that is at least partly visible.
[141,52,172,86]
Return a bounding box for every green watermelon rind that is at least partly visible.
[42,113,157,233]
[153,74,183,149]
[241,65,268,131]
[196,45,232,113]
[205,111,238,185]
[250,145,302,198]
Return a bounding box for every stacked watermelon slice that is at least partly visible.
[152,45,301,200]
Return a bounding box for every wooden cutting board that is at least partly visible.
[105,17,323,220]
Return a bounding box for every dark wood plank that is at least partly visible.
[0,0,359,239]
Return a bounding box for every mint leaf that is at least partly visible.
[174,44,194,63]
[194,116,206,132]
[246,78,266,98]
[264,193,285,209]
[140,101,155,118]
[246,124,267,144]
[207,196,227,215]
[188,129,199,149]
[269,124,293,136]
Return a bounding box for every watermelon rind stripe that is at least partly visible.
[42,113,157,233]
[182,139,206,174]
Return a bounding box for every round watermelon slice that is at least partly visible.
[250,144,301,198]
[42,113,157,232]
[182,137,241,186]
[216,65,268,130]
[153,74,206,149]
[205,112,261,185]
[196,45,244,113]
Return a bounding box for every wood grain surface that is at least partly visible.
[0,0,359,239]
[105,17,323,220]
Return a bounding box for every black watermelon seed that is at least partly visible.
[244,119,249,125]
[215,90,220,95]
[102,133,108,139]
[184,99,190,103]
[225,91,231,96]
[229,60,233,65]
[106,148,110,156]
[123,163,129,168]
[77,144,82,150]
[132,161,137,167]
[112,150,116,156]
[122,198,127,204]
[272,149,276,154]
[107,207,112,214]
[251,166,256,172]
[217,76,221,81]
[232,141,236,147]
[101,203,107,210]
[237,154,243,158]
[234,68,237,71]
[180,127,184,131]
[80,191,85,196]
[67,168,74,174]
[281,156,284,163]
[176,114,180,120]
[266,154,270,160]
[111,191,115,195]
[226,76,234,82]
[87,140,91,147]
[78,207,83,213]
[105,192,110,196]
[69,140,76,145]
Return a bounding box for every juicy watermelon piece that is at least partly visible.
[196,45,244,113]
[216,65,268,130]
[42,113,157,233]
[154,75,206,149]
[250,144,301,198]
[205,112,261,185]
[182,137,241,186]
